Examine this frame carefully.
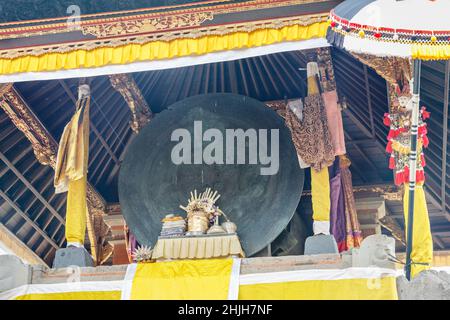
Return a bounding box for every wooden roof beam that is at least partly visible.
[0,151,64,226]
[0,189,59,251]
[109,74,152,134]
[441,60,449,219]
[363,64,376,138]
[0,223,47,266]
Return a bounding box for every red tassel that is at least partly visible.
[389,156,395,169]
[422,135,429,148]
[394,172,401,186]
[404,166,410,182]
[418,125,427,136]
[421,153,426,167]
[383,113,391,126]
[418,126,424,135]
[387,130,395,140]
[394,169,407,186]
[421,107,430,120]
[394,127,406,136]
[386,140,393,153]
[389,129,399,139]
[416,170,425,184]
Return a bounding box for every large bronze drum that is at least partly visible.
[119,93,304,256]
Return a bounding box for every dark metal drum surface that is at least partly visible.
[119,93,304,256]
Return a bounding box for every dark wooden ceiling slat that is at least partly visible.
[88,89,132,185]
[182,66,197,101]
[258,55,283,97]
[60,79,121,167]
[0,189,58,250]
[0,152,64,226]
[270,53,300,98]
[237,60,250,97]
[105,107,131,153]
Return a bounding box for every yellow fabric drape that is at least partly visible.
[54,96,90,245]
[403,183,433,278]
[239,277,398,300]
[65,177,88,244]
[152,234,245,260]
[0,22,328,75]
[311,168,331,222]
[412,44,450,60]
[0,281,124,300]
[2,268,399,300]
[6,277,397,300]
[307,74,320,95]
[15,290,121,300]
[129,259,234,300]
[307,69,331,225]
[54,97,90,192]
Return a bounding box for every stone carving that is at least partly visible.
[351,234,396,269]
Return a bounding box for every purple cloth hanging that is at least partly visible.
[129,232,138,256]
[125,228,139,263]
[329,158,347,251]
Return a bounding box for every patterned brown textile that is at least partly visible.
[285,93,335,172]
[339,155,362,249]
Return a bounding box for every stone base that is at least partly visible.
[397,270,450,300]
[0,255,31,292]
[304,235,338,255]
[53,247,94,268]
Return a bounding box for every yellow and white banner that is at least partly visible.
[0,281,123,300]
[121,258,241,300]
[239,268,398,300]
[0,264,399,300]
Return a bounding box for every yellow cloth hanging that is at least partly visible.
[1,282,123,300]
[403,183,433,278]
[54,94,90,245]
[151,234,245,260]
[239,277,397,300]
[307,75,320,95]
[311,168,331,222]
[129,259,236,300]
[307,64,331,228]
[65,177,88,245]
[0,22,328,75]
[412,43,450,61]
[15,290,121,300]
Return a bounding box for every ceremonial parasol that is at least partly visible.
[327,0,450,280]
